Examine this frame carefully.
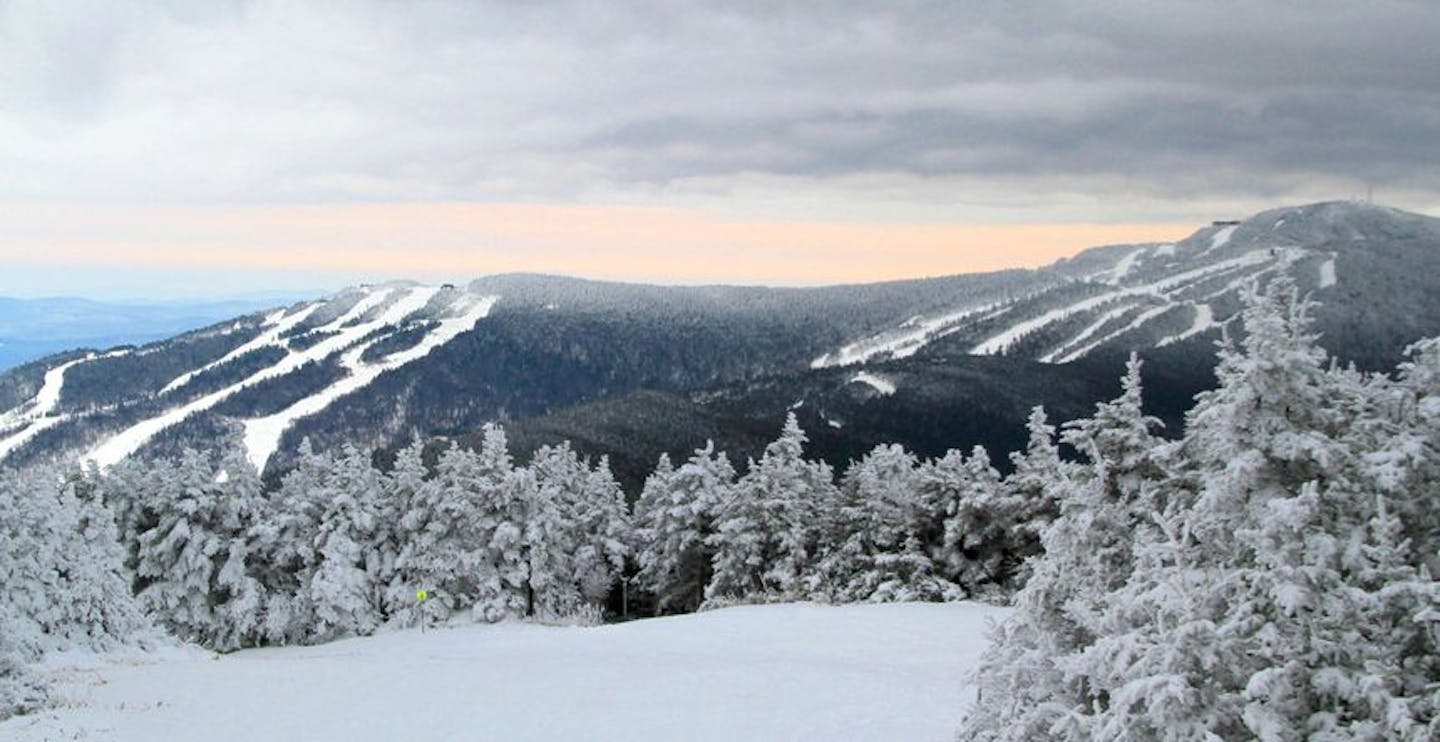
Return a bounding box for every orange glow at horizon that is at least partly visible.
[0,203,1194,286]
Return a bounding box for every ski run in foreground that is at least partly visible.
[2,602,1007,742]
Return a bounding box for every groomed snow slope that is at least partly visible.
[3,602,1006,742]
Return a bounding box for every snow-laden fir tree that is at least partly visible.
[707,413,838,603]
[249,438,329,644]
[961,355,1169,740]
[197,449,267,650]
[306,444,387,641]
[131,449,261,649]
[996,406,1069,585]
[388,440,494,622]
[816,443,959,602]
[964,278,1440,740]
[1074,280,1370,739]
[0,465,151,658]
[574,456,630,605]
[470,425,533,621]
[635,443,735,613]
[525,442,591,617]
[922,445,1010,595]
[383,438,449,626]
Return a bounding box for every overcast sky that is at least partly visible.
[2,0,1438,299]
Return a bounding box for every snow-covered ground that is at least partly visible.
[1205,224,1237,253]
[851,370,897,396]
[3,602,1006,742]
[1318,257,1337,288]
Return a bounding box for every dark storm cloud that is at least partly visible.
[2,0,1438,210]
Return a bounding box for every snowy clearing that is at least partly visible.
[1318,257,1337,288]
[851,370,897,396]
[4,602,1006,742]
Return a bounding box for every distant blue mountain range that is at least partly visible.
[0,295,312,372]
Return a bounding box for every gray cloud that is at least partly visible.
[1,0,1438,217]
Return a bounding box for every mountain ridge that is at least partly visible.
[2,200,1436,483]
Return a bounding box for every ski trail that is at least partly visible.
[1038,300,1143,363]
[1156,304,1216,347]
[1056,304,1177,364]
[0,349,129,461]
[1107,246,1148,284]
[972,250,1272,357]
[241,293,495,473]
[1201,224,1237,254]
[161,305,321,395]
[85,289,407,468]
[810,300,1005,368]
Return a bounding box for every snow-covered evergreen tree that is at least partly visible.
[962,356,1169,739]
[635,444,734,613]
[207,449,267,650]
[996,406,1069,584]
[707,413,837,603]
[249,437,331,644]
[923,445,1012,595]
[816,443,958,602]
[965,280,1440,740]
[306,444,386,641]
[0,465,151,658]
[573,456,630,605]
[518,454,582,619]
[129,449,261,649]
[470,425,532,621]
[384,438,451,627]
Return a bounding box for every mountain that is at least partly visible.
[814,200,1440,372]
[1,201,1436,488]
[0,295,313,373]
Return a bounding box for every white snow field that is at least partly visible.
[3,602,1006,742]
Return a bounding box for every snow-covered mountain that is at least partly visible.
[0,283,495,474]
[814,200,1440,369]
[1,201,1436,480]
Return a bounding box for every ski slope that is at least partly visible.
[242,293,496,472]
[78,285,496,472]
[818,236,1291,368]
[810,300,1007,368]
[0,350,130,460]
[3,602,1007,742]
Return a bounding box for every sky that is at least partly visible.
[2,0,1438,300]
